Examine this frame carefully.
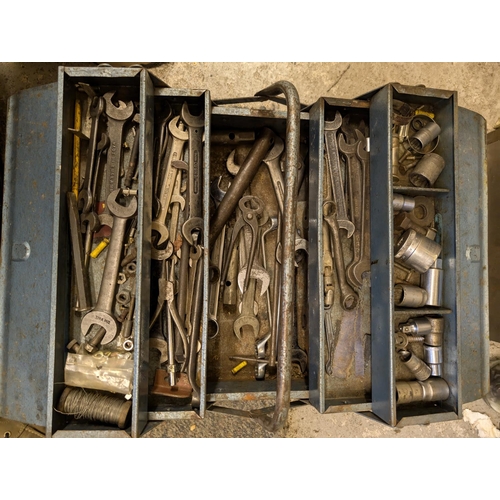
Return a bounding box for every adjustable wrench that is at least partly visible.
[151,116,188,246]
[81,190,138,344]
[324,111,355,238]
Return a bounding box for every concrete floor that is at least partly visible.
[0,62,499,438]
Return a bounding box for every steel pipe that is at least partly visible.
[253,81,301,432]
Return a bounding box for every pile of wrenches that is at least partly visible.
[208,128,309,380]
[67,85,140,356]
[322,111,370,377]
[149,102,205,404]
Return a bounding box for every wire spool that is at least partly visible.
[57,387,131,429]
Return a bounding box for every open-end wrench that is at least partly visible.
[151,116,188,246]
[168,168,186,247]
[177,102,204,248]
[208,177,228,338]
[67,192,92,313]
[323,200,358,310]
[338,132,363,289]
[81,190,137,344]
[78,96,104,213]
[233,273,260,340]
[102,92,134,198]
[261,136,285,214]
[347,134,371,283]
[324,111,355,238]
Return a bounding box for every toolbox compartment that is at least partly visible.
[0,71,489,436]
[205,104,310,404]
[308,97,372,414]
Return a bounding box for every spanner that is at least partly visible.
[177,102,204,248]
[151,115,188,246]
[324,111,355,238]
[78,96,104,213]
[67,192,92,313]
[347,134,371,284]
[102,92,134,201]
[81,189,138,344]
[323,200,358,310]
[233,272,260,340]
[338,132,363,289]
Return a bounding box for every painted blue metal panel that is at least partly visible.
[456,107,489,403]
[307,98,325,413]
[369,85,396,426]
[0,83,58,427]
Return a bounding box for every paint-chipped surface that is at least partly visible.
[1,63,499,438]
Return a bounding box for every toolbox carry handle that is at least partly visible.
[251,80,301,432]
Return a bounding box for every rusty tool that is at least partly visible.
[209,127,275,247]
[324,111,355,238]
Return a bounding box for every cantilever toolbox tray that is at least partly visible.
[0,67,489,436]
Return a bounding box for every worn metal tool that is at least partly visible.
[81,189,138,344]
[324,111,355,238]
[67,192,92,313]
[78,96,104,213]
[221,196,267,294]
[253,80,300,433]
[178,102,204,246]
[346,134,371,286]
[323,200,358,310]
[209,127,275,247]
[102,92,134,196]
[338,132,363,289]
[151,115,188,246]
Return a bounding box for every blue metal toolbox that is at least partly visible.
[0,69,489,436]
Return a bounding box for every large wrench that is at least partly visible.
[177,102,204,247]
[102,92,134,199]
[324,111,355,238]
[348,135,371,283]
[151,115,188,246]
[338,132,363,289]
[323,200,358,310]
[81,190,137,344]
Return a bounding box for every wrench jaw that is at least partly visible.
[103,91,135,121]
[81,311,118,346]
[324,110,343,131]
[233,315,260,342]
[237,264,270,297]
[151,221,169,248]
